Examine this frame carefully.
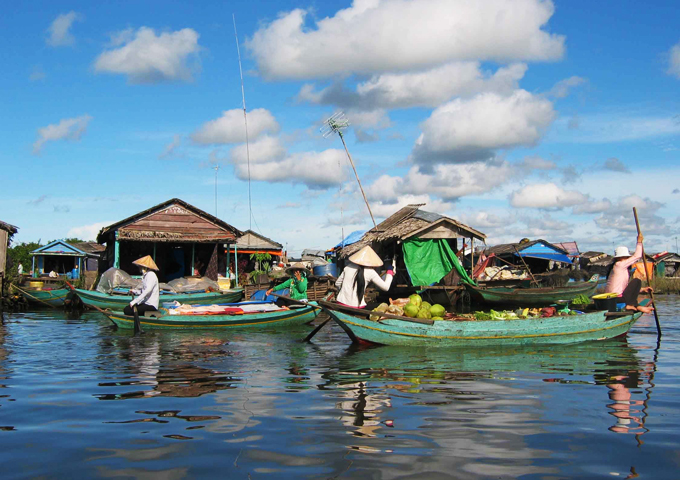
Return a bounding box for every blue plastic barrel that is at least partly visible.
[313,263,338,278]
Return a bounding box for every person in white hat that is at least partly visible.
[605,234,653,313]
[335,246,395,308]
[266,263,309,301]
[124,255,160,316]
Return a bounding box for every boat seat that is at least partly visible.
[143,311,163,318]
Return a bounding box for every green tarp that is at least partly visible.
[402,238,476,287]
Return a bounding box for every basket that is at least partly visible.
[593,296,618,312]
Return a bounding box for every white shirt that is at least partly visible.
[131,270,160,309]
[335,261,393,308]
[17,264,23,275]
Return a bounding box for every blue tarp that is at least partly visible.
[332,230,366,249]
[518,242,571,263]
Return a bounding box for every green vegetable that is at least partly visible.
[409,294,422,308]
[572,294,591,305]
[430,304,446,317]
[404,304,419,318]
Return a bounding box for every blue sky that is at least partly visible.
[2,0,679,256]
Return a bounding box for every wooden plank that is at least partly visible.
[131,220,225,230]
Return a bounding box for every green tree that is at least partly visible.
[6,241,43,282]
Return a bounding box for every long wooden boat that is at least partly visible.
[319,300,644,347]
[74,287,244,310]
[13,286,71,307]
[464,275,600,307]
[101,300,320,330]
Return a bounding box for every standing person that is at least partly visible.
[266,263,308,301]
[125,255,160,316]
[605,234,653,313]
[335,246,395,308]
[17,263,23,276]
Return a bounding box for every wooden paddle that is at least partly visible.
[267,292,336,343]
[633,207,661,337]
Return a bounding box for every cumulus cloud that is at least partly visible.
[298,62,527,110]
[247,0,564,80]
[33,114,92,154]
[594,195,670,235]
[191,108,279,145]
[460,211,513,230]
[94,27,201,83]
[411,90,556,165]
[603,157,630,173]
[668,41,680,78]
[46,11,81,47]
[354,128,380,143]
[159,134,181,159]
[548,75,586,98]
[520,213,573,234]
[572,198,613,214]
[517,155,557,171]
[509,183,588,209]
[67,221,113,241]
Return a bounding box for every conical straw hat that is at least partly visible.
[285,262,309,275]
[348,246,382,267]
[132,255,159,271]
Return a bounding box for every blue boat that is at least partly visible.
[319,300,646,347]
[74,287,244,310]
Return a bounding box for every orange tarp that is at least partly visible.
[632,262,654,281]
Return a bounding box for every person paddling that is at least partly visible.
[125,255,160,316]
[605,234,653,314]
[266,263,309,301]
[335,246,395,308]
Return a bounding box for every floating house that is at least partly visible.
[484,239,572,274]
[0,221,18,291]
[653,252,680,277]
[97,198,242,282]
[30,240,104,279]
[339,204,486,288]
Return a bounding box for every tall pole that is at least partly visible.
[337,132,377,229]
[233,14,252,230]
[633,207,661,337]
[214,164,219,217]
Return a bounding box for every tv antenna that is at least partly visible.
[213,164,219,216]
[321,112,377,229]
[233,14,252,230]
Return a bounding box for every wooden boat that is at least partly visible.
[464,275,600,307]
[74,287,244,310]
[101,300,321,330]
[318,299,645,347]
[13,286,70,307]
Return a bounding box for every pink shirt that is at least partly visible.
[605,243,643,295]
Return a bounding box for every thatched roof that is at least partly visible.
[0,221,18,235]
[339,204,486,258]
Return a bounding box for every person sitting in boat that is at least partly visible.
[266,263,309,301]
[124,255,160,316]
[604,234,653,314]
[335,246,395,308]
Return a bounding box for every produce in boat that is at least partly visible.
[369,303,388,321]
[417,307,432,319]
[408,294,422,308]
[404,303,419,318]
[430,304,446,317]
[387,304,404,316]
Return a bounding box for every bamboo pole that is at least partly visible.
[633,207,661,337]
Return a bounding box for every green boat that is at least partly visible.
[319,299,645,347]
[100,300,320,330]
[464,275,600,307]
[13,286,71,307]
[74,287,244,310]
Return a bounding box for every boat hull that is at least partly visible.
[17,288,70,307]
[103,303,320,330]
[75,288,244,310]
[465,281,599,307]
[322,305,643,347]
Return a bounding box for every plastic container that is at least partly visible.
[593,297,618,312]
[616,302,626,312]
[29,281,44,290]
[313,263,338,278]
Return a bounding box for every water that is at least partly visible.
[1,298,679,479]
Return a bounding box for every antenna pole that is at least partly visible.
[338,131,376,228]
[214,164,219,216]
[233,14,252,230]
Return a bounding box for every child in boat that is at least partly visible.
[266,263,309,301]
[125,255,160,316]
[604,234,653,314]
[335,246,395,308]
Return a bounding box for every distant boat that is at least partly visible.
[74,287,244,310]
[14,286,70,307]
[464,275,600,307]
[101,300,320,330]
[319,298,645,347]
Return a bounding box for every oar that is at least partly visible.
[11,283,56,309]
[633,207,661,337]
[269,292,323,310]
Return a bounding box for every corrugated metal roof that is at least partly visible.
[486,239,569,256]
[412,210,443,223]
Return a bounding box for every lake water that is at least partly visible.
[1,297,679,479]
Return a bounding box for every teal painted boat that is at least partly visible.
[101,301,321,330]
[13,286,70,307]
[74,287,244,310]
[464,275,600,307]
[319,300,644,347]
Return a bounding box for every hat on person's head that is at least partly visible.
[348,246,383,267]
[132,255,159,271]
[285,262,309,275]
[614,246,631,259]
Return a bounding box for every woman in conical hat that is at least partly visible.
[124,255,160,316]
[266,262,309,301]
[605,234,653,314]
[335,245,395,308]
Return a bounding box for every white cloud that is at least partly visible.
[509,183,588,209]
[298,62,527,110]
[594,195,671,235]
[572,198,613,214]
[517,155,557,171]
[548,75,586,98]
[412,90,556,165]
[371,195,454,219]
[191,108,279,145]
[67,221,112,241]
[94,27,201,83]
[247,0,565,80]
[159,134,181,159]
[46,11,81,47]
[33,114,92,155]
[668,41,680,79]
[549,112,680,143]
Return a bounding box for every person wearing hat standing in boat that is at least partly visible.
[605,234,653,314]
[124,255,160,316]
[266,263,309,301]
[335,246,395,308]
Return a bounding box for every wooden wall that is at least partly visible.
[0,230,8,277]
